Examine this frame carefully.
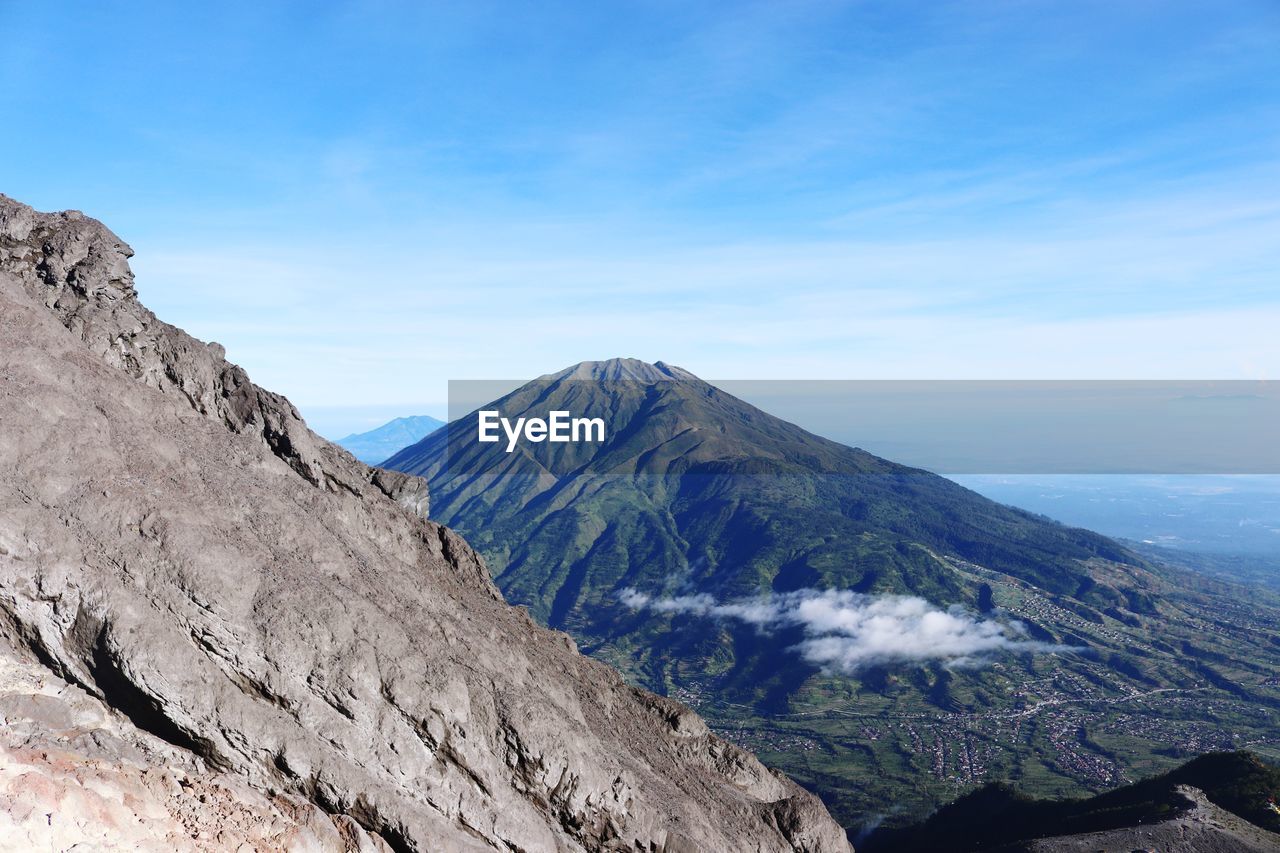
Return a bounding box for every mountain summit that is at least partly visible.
[543,357,700,383]
[0,195,852,852]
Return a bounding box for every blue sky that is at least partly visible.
[3,1,1279,436]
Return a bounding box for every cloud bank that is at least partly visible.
[618,588,1074,672]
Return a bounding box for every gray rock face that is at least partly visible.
[0,194,853,853]
[0,195,426,513]
[0,645,393,851]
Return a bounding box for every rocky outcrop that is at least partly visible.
[1024,786,1280,852]
[0,194,853,852]
[0,646,392,851]
[0,195,427,514]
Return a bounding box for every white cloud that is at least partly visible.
[618,587,1075,671]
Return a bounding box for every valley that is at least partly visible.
[658,556,1280,827]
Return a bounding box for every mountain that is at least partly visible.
[0,195,852,852]
[863,751,1280,852]
[338,415,444,465]
[386,359,1134,608]
[385,358,1280,828]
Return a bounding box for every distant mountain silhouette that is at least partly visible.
[337,414,443,464]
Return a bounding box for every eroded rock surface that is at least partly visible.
[0,648,391,851]
[0,194,852,852]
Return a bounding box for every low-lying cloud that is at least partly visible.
[618,588,1075,672]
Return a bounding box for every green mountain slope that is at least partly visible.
[386,359,1280,828]
[388,360,1131,612]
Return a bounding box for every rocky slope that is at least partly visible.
[1023,788,1280,853]
[865,751,1280,852]
[0,194,852,853]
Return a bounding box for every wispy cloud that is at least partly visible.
[618,588,1075,671]
[12,1,1278,414]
